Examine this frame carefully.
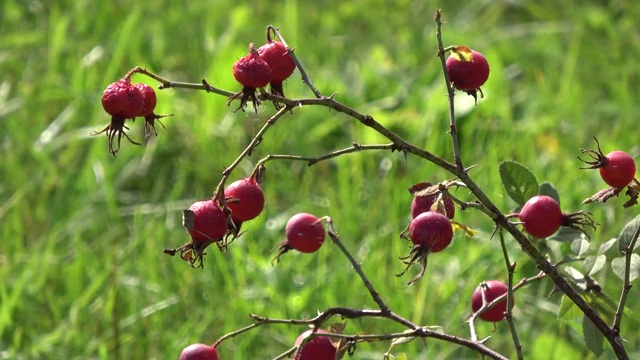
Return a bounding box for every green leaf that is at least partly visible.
[583,255,606,276]
[558,294,581,320]
[539,181,560,205]
[617,215,640,254]
[611,254,640,282]
[390,330,416,346]
[499,160,539,206]
[598,238,618,255]
[571,238,591,256]
[582,315,604,357]
[549,227,585,243]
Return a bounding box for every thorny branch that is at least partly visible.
[126,9,630,359]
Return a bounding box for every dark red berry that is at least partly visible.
[518,195,563,238]
[179,343,219,360]
[411,190,455,219]
[580,138,636,189]
[232,44,272,88]
[258,41,295,83]
[224,177,265,222]
[446,46,489,102]
[599,151,636,188]
[273,213,325,263]
[133,83,157,117]
[471,280,513,322]
[293,329,336,360]
[101,79,144,119]
[228,43,272,112]
[187,200,228,242]
[408,211,453,253]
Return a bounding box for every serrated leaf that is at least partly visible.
[617,215,640,253]
[583,255,606,276]
[611,254,640,282]
[564,266,585,281]
[391,331,416,346]
[499,161,539,206]
[582,315,604,357]
[539,182,561,205]
[558,295,581,319]
[571,238,591,256]
[598,238,618,255]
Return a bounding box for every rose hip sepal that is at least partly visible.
[163,200,230,268]
[272,213,326,263]
[227,43,272,113]
[93,78,144,156]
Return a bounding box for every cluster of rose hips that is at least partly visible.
[163,168,328,268]
[96,77,171,156]
[228,28,296,112]
[397,182,456,285]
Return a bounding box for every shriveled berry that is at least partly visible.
[471,280,513,322]
[224,177,265,222]
[228,43,272,112]
[101,79,144,119]
[133,83,157,117]
[188,200,228,242]
[293,329,336,360]
[518,195,563,238]
[179,343,219,360]
[232,44,271,88]
[408,211,453,253]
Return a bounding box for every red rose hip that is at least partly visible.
[179,343,219,360]
[101,78,144,119]
[408,211,453,253]
[293,329,336,360]
[518,195,563,238]
[446,46,489,102]
[187,200,228,242]
[224,177,265,221]
[471,280,513,322]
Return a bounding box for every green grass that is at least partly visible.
[2,0,639,359]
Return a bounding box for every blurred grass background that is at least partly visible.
[1,0,639,359]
